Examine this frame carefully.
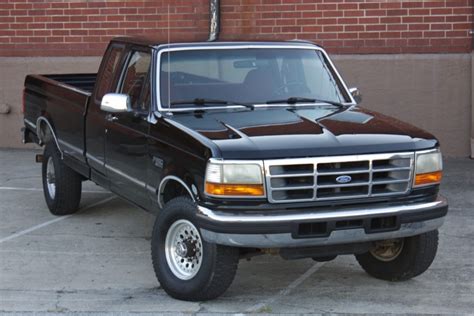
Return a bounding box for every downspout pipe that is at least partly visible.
[470,29,474,158]
[208,0,220,42]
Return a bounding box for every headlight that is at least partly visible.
[205,160,265,197]
[414,149,443,187]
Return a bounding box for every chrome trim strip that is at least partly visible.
[155,44,356,112]
[24,119,36,129]
[58,139,83,154]
[264,151,414,203]
[200,217,444,248]
[105,164,147,188]
[266,152,413,164]
[36,117,63,158]
[158,103,348,113]
[86,153,149,190]
[86,153,103,165]
[372,166,412,173]
[197,195,446,224]
[158,175,196,209]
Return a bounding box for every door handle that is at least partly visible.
[106,114,118,122]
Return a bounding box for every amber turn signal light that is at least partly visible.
[414,171,442,186]
[205,182,264,196]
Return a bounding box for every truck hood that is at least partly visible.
[168,106,438,159]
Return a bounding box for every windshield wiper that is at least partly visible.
[266,97,345,108]
[170,98,254,110]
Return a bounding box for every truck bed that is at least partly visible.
[23,73,97,168]
[43,74,97,93]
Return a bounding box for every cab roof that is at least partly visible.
[110,36,321,50]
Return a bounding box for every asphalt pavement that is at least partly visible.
[0,149,473,315]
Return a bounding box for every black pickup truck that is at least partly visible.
[22,37,448,301]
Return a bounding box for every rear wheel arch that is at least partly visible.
[36,117,62,156]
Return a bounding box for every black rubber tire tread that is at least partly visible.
[355,230,439,281]
[151,196,239,301]
[42,142,82,215]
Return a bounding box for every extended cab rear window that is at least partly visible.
[95,45,124,102]
[119,51,151,111]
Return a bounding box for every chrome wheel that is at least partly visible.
[165,219,203,280]
[46,157,56,199]
[370,239,404,262]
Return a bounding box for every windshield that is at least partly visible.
[160,48,349,109]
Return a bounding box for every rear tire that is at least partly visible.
[42,143,82,215]
[151,197,239,301]
[355,230,439,281]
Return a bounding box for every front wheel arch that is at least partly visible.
[158,176,196,209]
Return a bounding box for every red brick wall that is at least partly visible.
[0,0,472,57]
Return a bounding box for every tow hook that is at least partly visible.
[35,154,44,163]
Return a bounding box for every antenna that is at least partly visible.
[167,4,171,110]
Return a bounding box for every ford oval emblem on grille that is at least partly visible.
[336,175,352,184]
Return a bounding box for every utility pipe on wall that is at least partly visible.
[471,51,474,158]
[208,0,220,41]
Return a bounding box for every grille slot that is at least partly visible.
[270,176,314,189]
[318,161,369,174]
[265,152,414,203]
[269,164,313,176]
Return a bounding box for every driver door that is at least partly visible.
[104,48,152,209]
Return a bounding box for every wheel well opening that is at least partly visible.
[161,180,193,206]
[37,119,62,156]
[38,120,54,145]
[39,122,48,143]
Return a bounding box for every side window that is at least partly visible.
[119,51,151,110]
[139,74,151,112]
[95,45,124,102]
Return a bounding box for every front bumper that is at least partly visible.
[196,195,448,248]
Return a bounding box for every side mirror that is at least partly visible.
[100,93,131,113]
[349,87,362,104]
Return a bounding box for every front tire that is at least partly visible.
[151,197,239,301]
[355,230,439,281]
[42,143,82,215]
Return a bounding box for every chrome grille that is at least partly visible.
[265,152,414,203]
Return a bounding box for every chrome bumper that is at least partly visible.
[197,196,448,248]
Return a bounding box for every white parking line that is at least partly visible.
[0,250,148,255]
[0,186,110,194]
[246,262,324,313]
[0,196,115,244]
